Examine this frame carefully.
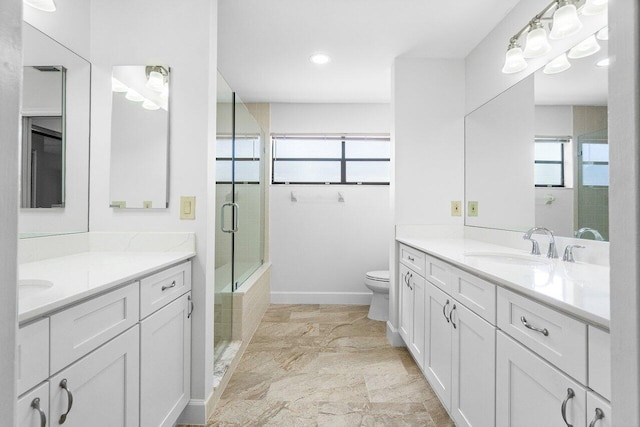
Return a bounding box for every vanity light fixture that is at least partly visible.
[111,77,129,93]
[581,0,608,16]
[502,40,528,74]
[596,57,610,67]
[24,0,56,12]
[309,53,331,65]
[568,34,600,58]
[543,53,572,74]
[125,88,145,102]
[596,26,609,41]
[142,99,160,111]
[145,66,169,92]
[549,0,583,40]
[523,19,552,58]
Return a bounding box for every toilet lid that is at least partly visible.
[366,270,389,282]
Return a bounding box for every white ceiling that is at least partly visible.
[217,0,522,103]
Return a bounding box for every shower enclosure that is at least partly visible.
[214,72,265,362]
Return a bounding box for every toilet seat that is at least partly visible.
[365,271,389,282]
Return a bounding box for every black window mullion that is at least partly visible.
[341,138,346,183]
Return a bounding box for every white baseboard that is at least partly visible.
[176,395,211,426]
[386,321,405,347]
[270,291,372,305]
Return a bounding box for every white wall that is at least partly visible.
[89,0,218,423]
[0,0,21,422]
[269,103,392,303]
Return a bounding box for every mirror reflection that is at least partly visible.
[465,28,609,241]
[109,65,170,209]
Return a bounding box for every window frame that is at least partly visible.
[271,134,391,185]
[215,134,262,184]
[534,136,569,188]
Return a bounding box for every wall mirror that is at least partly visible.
[109,65,170,209]
[20,23,91,237]
[465,27,609,241]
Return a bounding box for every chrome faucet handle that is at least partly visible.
[563,244,585,262]
[547,241,558,259]
[523,235,541,255]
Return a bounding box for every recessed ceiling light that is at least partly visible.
[596,58,611,68]
[310,53,331,65]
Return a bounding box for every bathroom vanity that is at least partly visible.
[397,237,610,427]
[16,247,195,427]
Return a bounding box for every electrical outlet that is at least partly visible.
[143,201,153,209]
[451,201,462,216]
[180,196,196,220]
[110,201,126,209]
[468,201,478,217]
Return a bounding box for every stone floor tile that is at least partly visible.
[317,401,435,427]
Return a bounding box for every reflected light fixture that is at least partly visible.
[24,0,56,12]
[523,19,552,58]
[582,0,608,16]
[502,40,528,74]
[111,77,128,93]
[549,0,583,40]
[142,99,160,110]
[596,57,610,68]
[309,53,331,65]
[544,53,572,74]
[568,35,600,59]
[125,89,145,102]
[596,26,609,41]
[145,66,168,92]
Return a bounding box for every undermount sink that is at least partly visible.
[463,251,551,266]
[19,279,54,288]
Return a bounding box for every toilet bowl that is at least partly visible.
[364,270,390,321]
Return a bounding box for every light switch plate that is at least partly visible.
[180,196,195,220]
[468,201,478,217]
[110,201,126,209]
[451,201,462,216]
[143,201,152,209]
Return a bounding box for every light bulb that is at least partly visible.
[544,53,572,74]
[125,89,144,102]
[142,99,160,110]
[596,27,609,41]
[596,58,610,68]
[523,21,552,58]
[502,42,528,74]
[146,71,165,92]
[111,77,128,93]
[24,0,56,12]
[550,1,583,40]
[568,35,601,59]
[582,0,608,16]
[310,53,331,65]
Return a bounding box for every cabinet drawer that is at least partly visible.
[50,283,139,373]
[399,244,426,277]
[140,261,191,319]
[497,287,587,383]
[587,391,611,427]
[452,269,496,325]
[588,326,611,401]
[17,381,49,427]
[17,318,49,395]
[425,253,453,294]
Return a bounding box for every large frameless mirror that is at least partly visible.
[109,65,170,209]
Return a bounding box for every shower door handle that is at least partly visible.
[220,202,239,233]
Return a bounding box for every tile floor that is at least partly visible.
[203,304,454,426]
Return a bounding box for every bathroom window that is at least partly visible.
[581,142,609,187]
[271,135,390,184]
[534,137,569,187]
[216,135,261,183]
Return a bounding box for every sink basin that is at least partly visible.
[464,251,551,266]
[19,279,54,288]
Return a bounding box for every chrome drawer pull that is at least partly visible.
[520,316,549,336]
[561,387,575,427]
[30,397,46,427]
[161,280,176,291]
[589,408,604,427]
[59,379,73,424]
[449,304,457,329]
[443,300,450,323]
[407,255,415,262]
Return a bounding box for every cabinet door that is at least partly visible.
[49,326,140,427]
[398,264,413,345]
[424,282,453,410]
[496,331,586,427]
[587,391,611,427]
[17,382,48,427]
[410,274,426,368]
[140,292,192,427]
[451,303,496,427]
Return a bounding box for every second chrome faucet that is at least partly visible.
[523,227,558,258]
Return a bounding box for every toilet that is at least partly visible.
[364,270,390,321]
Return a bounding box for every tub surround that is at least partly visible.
[397,236,609,328]
[18,232,196,323]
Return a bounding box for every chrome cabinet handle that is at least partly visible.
[520,316,549,336]
[58,379,73,424]
[588,408,604,427]
[31,397,46,427]
[408,273,413,290]
[449,304,457,329]
[560,388,575,427]
[443,300,450,323]
[161,280,176,291]
[407,255,415,262]
[187,295,194,319]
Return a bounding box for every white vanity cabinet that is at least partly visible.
[17,382,49,427]
[399,255,427,368]
[587,391,611,427]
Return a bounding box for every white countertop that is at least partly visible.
[18,251,195,323]
[397,237,610,329]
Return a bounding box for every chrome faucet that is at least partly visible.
[563,244,585,262]
[575,227,604,241]
[523,227,558,258]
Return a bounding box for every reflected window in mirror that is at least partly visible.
[534,136,570,188]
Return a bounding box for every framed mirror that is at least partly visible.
[465,26,609,241]
[20,23,91,237]
[109,65,170,209]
